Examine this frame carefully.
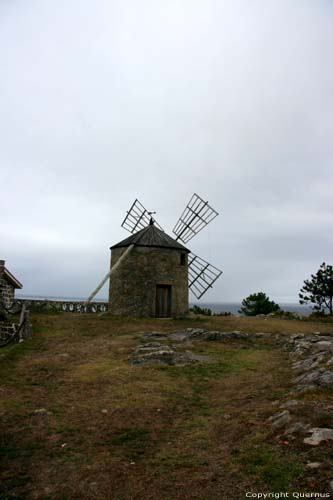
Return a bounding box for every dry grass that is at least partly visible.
[0,313,332,499]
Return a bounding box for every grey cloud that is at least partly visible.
[1,0,332,303]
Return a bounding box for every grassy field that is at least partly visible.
[1,313,333,499]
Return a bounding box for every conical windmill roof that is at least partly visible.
[111,223,190,253]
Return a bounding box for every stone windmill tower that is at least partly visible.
[86,194,222,317]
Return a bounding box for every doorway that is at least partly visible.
[155,285,172,318]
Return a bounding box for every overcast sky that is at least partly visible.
[1,0,332,304]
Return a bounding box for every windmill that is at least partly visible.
[86,193,222,316]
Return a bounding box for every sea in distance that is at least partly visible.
[193,302,312,316]
[17,294,312,316]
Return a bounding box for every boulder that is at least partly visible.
[304,428,333,446]
[268,410,291,429]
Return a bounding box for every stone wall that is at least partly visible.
[18,300,108,314]
[0,279,15,309]
[108,246,189,317]
[0,323,16,344]
[0,260,16,308]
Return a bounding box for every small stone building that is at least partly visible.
[109,222,190,317]
[0,260,23,308]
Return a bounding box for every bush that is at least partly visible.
[190,305,213,316]
[239,292,280,316]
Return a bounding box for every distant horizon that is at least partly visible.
[15,292,304,306]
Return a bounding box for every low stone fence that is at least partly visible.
[0,308,32,347]
[18,299,108,314]
[0,323,16,345]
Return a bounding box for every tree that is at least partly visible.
[239,292,280,316]
[299,262,333,316]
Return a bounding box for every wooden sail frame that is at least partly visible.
[188,252,223,299]
[172,193,218,244]
[121,199,164,234]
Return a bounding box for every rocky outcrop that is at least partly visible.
[284,332,333,393]
[168,328,249,342]
[267,331,333,451]
[132,328,250,366]
[131,342,214,366]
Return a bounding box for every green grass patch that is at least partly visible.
[0,440,42,461]
[161,347,261,381]
[0,337,44,364]
[237,443,304,490]
[149,447,201,472]
[109,428,151,459]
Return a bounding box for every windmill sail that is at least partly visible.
[173,193,218,244]
[121,199,164,234]
[188,252,222,299]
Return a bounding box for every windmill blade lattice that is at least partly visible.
[188,253,223,299]
[121,199,164,234]
[173,193,219,244]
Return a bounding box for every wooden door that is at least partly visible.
[155,285,172,318]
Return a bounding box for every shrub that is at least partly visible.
[239,292,280,316]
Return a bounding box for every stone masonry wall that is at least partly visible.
[0,278,15,309]
[108,246,189,317]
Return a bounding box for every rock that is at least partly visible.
[318,371,333,386]
[295,369,333,388]
[184,328,206,335]
[34,408,51,416]
[279,400,299,409]
[255,332,272,338]
[189,330,248,341]
[168,332,191,342]
[305,462,322,470]
[285,421,310,435]
[292,352,328,372]
[174,352,215,365]
[168,328,249,342]
[143,332,168,340]
[291,341,312,355]
[131,342,214,366]
[132,343,175,365]
[290,334,305,340]
[311,341,333,352]
[268,410,291,429]
[311,336,333,342]
[291,385,317,395]
[303,427,333,446]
